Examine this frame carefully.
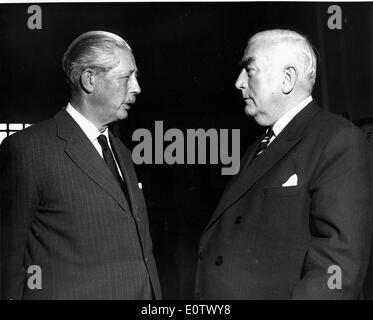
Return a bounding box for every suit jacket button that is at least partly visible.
[194,291,201,300]
[199,251,205,261]
[234,216,242,224]
[215,256,223,266]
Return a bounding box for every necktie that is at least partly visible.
[255,128,275,157]
[97,134,131,209]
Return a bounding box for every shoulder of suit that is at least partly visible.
[311,108,364,139]
[2,117,57,150]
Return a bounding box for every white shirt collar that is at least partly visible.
[272,96,312,138]
[66,103,109,142]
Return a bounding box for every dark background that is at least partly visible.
[0,2,372,299]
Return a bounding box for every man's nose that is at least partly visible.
[131,76,141,95]
[235,69,247,90]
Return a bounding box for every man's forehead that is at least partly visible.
[241,41,280,66]
[113,48,137,72]
[241,48,263,67]
[117,47,135,62]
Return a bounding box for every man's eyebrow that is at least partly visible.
[239,57,255,68]
[119,69,139,77]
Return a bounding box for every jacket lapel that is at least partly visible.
[54,109,131,215]
[219,135,263,196]
[203,101,322,233]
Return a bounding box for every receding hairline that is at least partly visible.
[243,30,317,71]
[243,40,298,61]
[107,48,138,74]
[240,40,286,69]
[248,29,311,46]
[67,30,131,52]
[244,30,315,59]
[62,30,132,71]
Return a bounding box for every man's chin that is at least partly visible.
[120,110,129,119]
[244,107,266,126]
[244,105,256,117]
[118,105,130,119]
[253,115,272,127]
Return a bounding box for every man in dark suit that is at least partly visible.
[0,31,161,299]
[195,29,371,299]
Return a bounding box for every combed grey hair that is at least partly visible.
[248,29,318,92]
[62,31,131,89]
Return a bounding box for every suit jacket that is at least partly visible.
[195,101,372,299]
[0,109,162,299]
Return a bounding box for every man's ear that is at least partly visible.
[80,69,96,93]
[282,66,297,94]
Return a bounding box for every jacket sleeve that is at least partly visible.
[0,136,38,300]
[291,126,372,299]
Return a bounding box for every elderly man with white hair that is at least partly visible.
[195,29,371,299]
[0,31,161,299]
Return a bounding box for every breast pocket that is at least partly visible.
[264,185,301,197]
[263,185,306,215]
[258,185,309,243]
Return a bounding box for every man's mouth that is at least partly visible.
[127,97,136,104]
[123,99,136,109]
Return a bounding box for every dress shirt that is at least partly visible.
[66,103,123,179]
[268,96,313,145]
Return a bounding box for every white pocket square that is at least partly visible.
[138,182,142,190]
[282,174,298,187]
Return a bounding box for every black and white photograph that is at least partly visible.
[1,0,373,308]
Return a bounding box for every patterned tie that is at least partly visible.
[97,135,131,209]
[255,128,275,157]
